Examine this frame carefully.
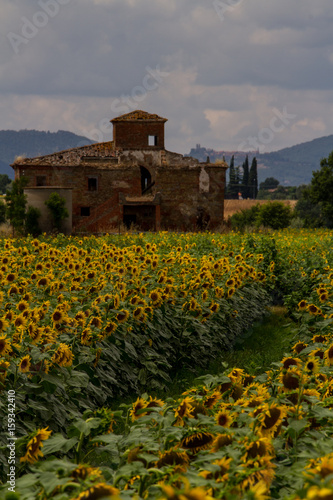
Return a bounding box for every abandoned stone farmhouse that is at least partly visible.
[12,110,228,233]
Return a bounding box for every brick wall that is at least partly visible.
[13,149,227,233]
[113,122,165,149]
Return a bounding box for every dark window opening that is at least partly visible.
[36,176,47,186]
[140,166,152,194]
[81,207,91,217]
[148,135,158,146]
[88,177,98,191]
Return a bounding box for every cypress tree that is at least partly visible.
[242,155,249,199]
[249,157,258,199]
[226,155,239,199]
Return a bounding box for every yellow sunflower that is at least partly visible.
[115,309,129,323]
[255,403,287,437]
[129,397,148,421]
[243,437,275,461]
[0,318,9,333]
[81,329,92,346]
[19,355,31,373]
[216,408,234,428]
[211,433,233,452]
[281,357,302,370]
[240,456,276,489]
[307,304,319,315]
[89,316,102,329]
[304,356,321,374]
[200,457,231,482]
[156,448,189,473]
[149,289,162,306]
[174,396,195,426]
[14,314,27,329]
[51,343,74,367]
[20,427,52,464]
[305,486,333,500]
[324,344,333,366]
[72,483,119,500]
[71,465,103,481]
[292,341,308,354]
[298,300,307,311]
[0,335,11,356]
[103,321,117,336]
[181,429,214,453]
[51,309,65,325]
[280,368,302,391]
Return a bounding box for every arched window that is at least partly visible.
[140,166,152,194]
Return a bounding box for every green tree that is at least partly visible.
[226,155,239,199]
[5,177,28,235]
[0,174,11,194]
[249,157,258,199]
[259,177,280,190]
[241,155,250,199]
[45,192,69,232]
[296,151,333,227]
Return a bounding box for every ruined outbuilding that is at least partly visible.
[12,110,228,233]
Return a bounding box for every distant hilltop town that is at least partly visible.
[187,135,333,186]
[187,144,258,165]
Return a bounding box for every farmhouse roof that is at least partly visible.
[111,110,168,123]
[11,141,116,167]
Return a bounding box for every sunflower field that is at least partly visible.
[1,229,333,500]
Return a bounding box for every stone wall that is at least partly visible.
[156,164,226,230]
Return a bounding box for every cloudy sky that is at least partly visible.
[1,0,333,155]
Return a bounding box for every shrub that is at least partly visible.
[45,192,69,231]
[229,202,293,231]
[229,203,261,231]
[0,200,6,224]
[256,201,293,229]
[25,205,41,236]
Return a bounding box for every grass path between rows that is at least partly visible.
[112,306,297,408]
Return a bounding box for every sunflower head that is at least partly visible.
[19,355,31,373]
[174,397,195,426]
[211,433,233,452]
[305,356,321,374]
[181,428,214,453]
[258,403,287,437]
[0,335,11,356]
[157,448,189,472]
[130,397,148,422]
[325,344,333,366]
[20,427,52,464]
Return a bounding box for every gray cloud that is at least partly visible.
[0,0,333,155]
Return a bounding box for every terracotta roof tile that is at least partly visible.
[111,110,167,122]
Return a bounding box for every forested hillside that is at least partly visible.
[0,130,94,178]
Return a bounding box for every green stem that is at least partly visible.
[76,432,85,464]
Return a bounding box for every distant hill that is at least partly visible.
[188,135,333,186]
[0,130,94,178]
